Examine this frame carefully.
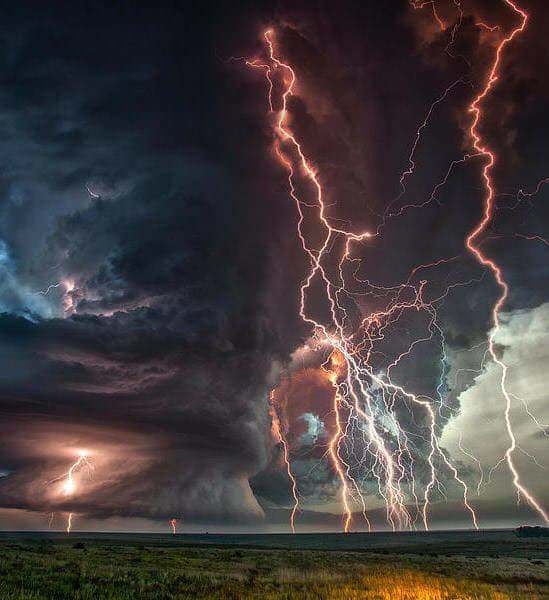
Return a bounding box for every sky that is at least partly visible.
[0,0,547,534]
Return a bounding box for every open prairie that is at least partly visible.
[0,529,547,599]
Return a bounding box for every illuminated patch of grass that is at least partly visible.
[0,540,545,599]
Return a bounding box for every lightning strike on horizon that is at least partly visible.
[66,512,73,534]
[243,25,486,533]
[464,0,548,523]
[170,518,177,535]
[241,0,548,532]
[269,390,300,533]
[47,452,94,534]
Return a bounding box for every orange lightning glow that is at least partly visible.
[62,452,92,496]
[47,451,94,534]
[269,390,300,533]
[240,0,546,533]
[170,518,177,534]
[243,28,481,532]
[410,1,445,31]
[465,0,548,523]
[66,512,73,534]
[323,351,356,533]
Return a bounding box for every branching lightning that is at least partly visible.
[47,451,94,534]
[242,0,547,532]
[464,0,548,523]
[36,279,76,314]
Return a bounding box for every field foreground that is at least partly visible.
[0,530,547,599]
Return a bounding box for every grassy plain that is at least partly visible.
[0,531,546,599]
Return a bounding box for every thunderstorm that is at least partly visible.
[0,3,547,597]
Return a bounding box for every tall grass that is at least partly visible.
[0,540,545,599]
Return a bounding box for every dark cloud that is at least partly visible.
[0,0,305,525]
[0,0,546,530]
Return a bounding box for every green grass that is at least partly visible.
[0,539,546,599]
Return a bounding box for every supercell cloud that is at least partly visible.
[0,1,547,531]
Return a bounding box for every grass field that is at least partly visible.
[0,531,546,599]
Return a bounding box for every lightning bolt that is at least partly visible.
[242,28,481,533]
[61,453,93,496]
[465,0,548,523]
[86,184,100,199]
[36,282,63,296]
[410,1,445,31]
[170,518,177,535]
[66,512,73,534]
[36,279,76,314]
[240,0,546,533]
[47,451,94,534]
[269,390,300,533]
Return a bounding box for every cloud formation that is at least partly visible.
[0,0,546,530]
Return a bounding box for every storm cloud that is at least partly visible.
[0,0,546,531]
